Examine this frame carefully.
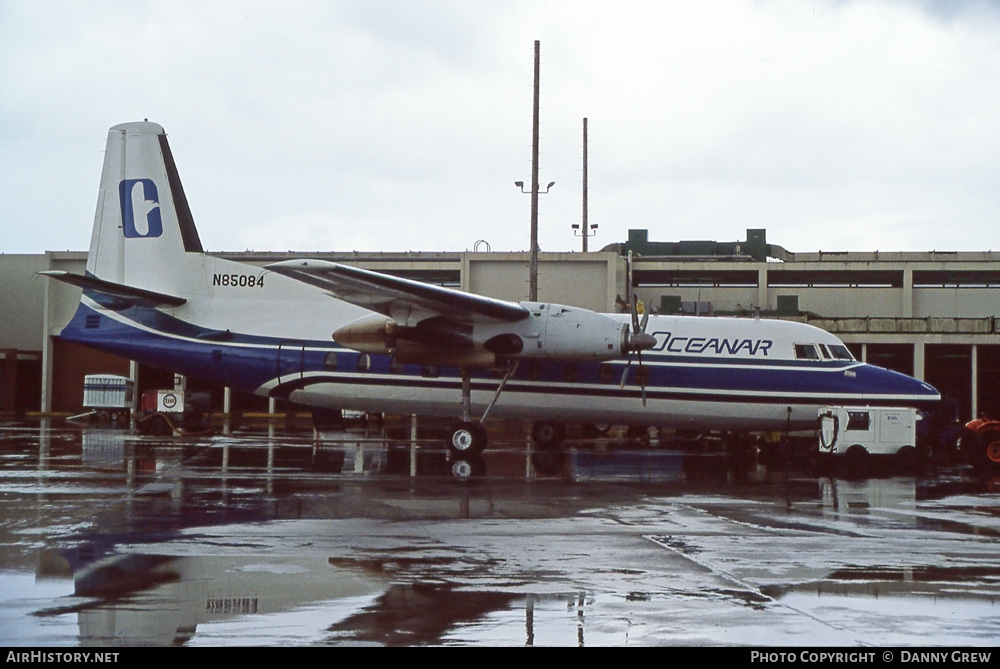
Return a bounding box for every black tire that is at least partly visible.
[446,421,487,457]
[844,445,868,477]
[896,445,918,473]
[149,415,172,437]
[531,421,566,449]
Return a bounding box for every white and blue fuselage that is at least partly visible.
[59,287,939,432]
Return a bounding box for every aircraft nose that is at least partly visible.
[862,363,941,400]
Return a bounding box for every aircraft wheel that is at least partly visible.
[446,421,487,457]
[531,421,566,449]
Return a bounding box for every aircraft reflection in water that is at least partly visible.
[70,425,682,482]
[9,424,997,647]
[69,424,967,484]
[37,543,597,647]
[36,549,388,646]
[44,122,939,462]
[34,474,1000,647]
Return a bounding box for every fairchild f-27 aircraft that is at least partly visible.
[44,121,940,456]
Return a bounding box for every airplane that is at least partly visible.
[43,121,941,456]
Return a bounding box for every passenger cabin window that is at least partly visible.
[828,344,854,361]
[846,411,871,431]
[794,344,820,360]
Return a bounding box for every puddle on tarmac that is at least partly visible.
[3,420,999,646]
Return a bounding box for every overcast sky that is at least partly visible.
[3,0,1000,256]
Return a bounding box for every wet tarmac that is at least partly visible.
[1,419,999,647]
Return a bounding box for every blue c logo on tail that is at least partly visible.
[119,179,163,238]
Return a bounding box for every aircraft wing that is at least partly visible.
[267,259,529,326]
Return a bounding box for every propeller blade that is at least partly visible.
[619,357,632,388]
[638,350,647,407]
[621,356,649,406]
[623,293,652,406]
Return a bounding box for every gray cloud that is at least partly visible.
[3,0,1000,255]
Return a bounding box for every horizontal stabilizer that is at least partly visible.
[267,259,529,325]
[39,271,187,308]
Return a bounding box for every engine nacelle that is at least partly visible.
[332,313,399,355]
[333,313,497,367]
[332,302,632,367]
[477,302,628,360]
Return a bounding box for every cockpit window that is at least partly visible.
[794,344,820,360]
[818,344,832,360]
[828,344,854,361]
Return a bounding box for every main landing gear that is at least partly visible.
[440,365,570,458]
[445,362,518,457]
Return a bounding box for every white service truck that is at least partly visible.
[818,406,921,471]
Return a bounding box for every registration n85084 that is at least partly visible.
[213,273,264,288]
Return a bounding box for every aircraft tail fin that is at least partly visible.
[86,121,204,294]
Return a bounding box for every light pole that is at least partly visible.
[516,40,553,302]
[572,222,598,250]
[578,117,596,252]
[516,180,555,300]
